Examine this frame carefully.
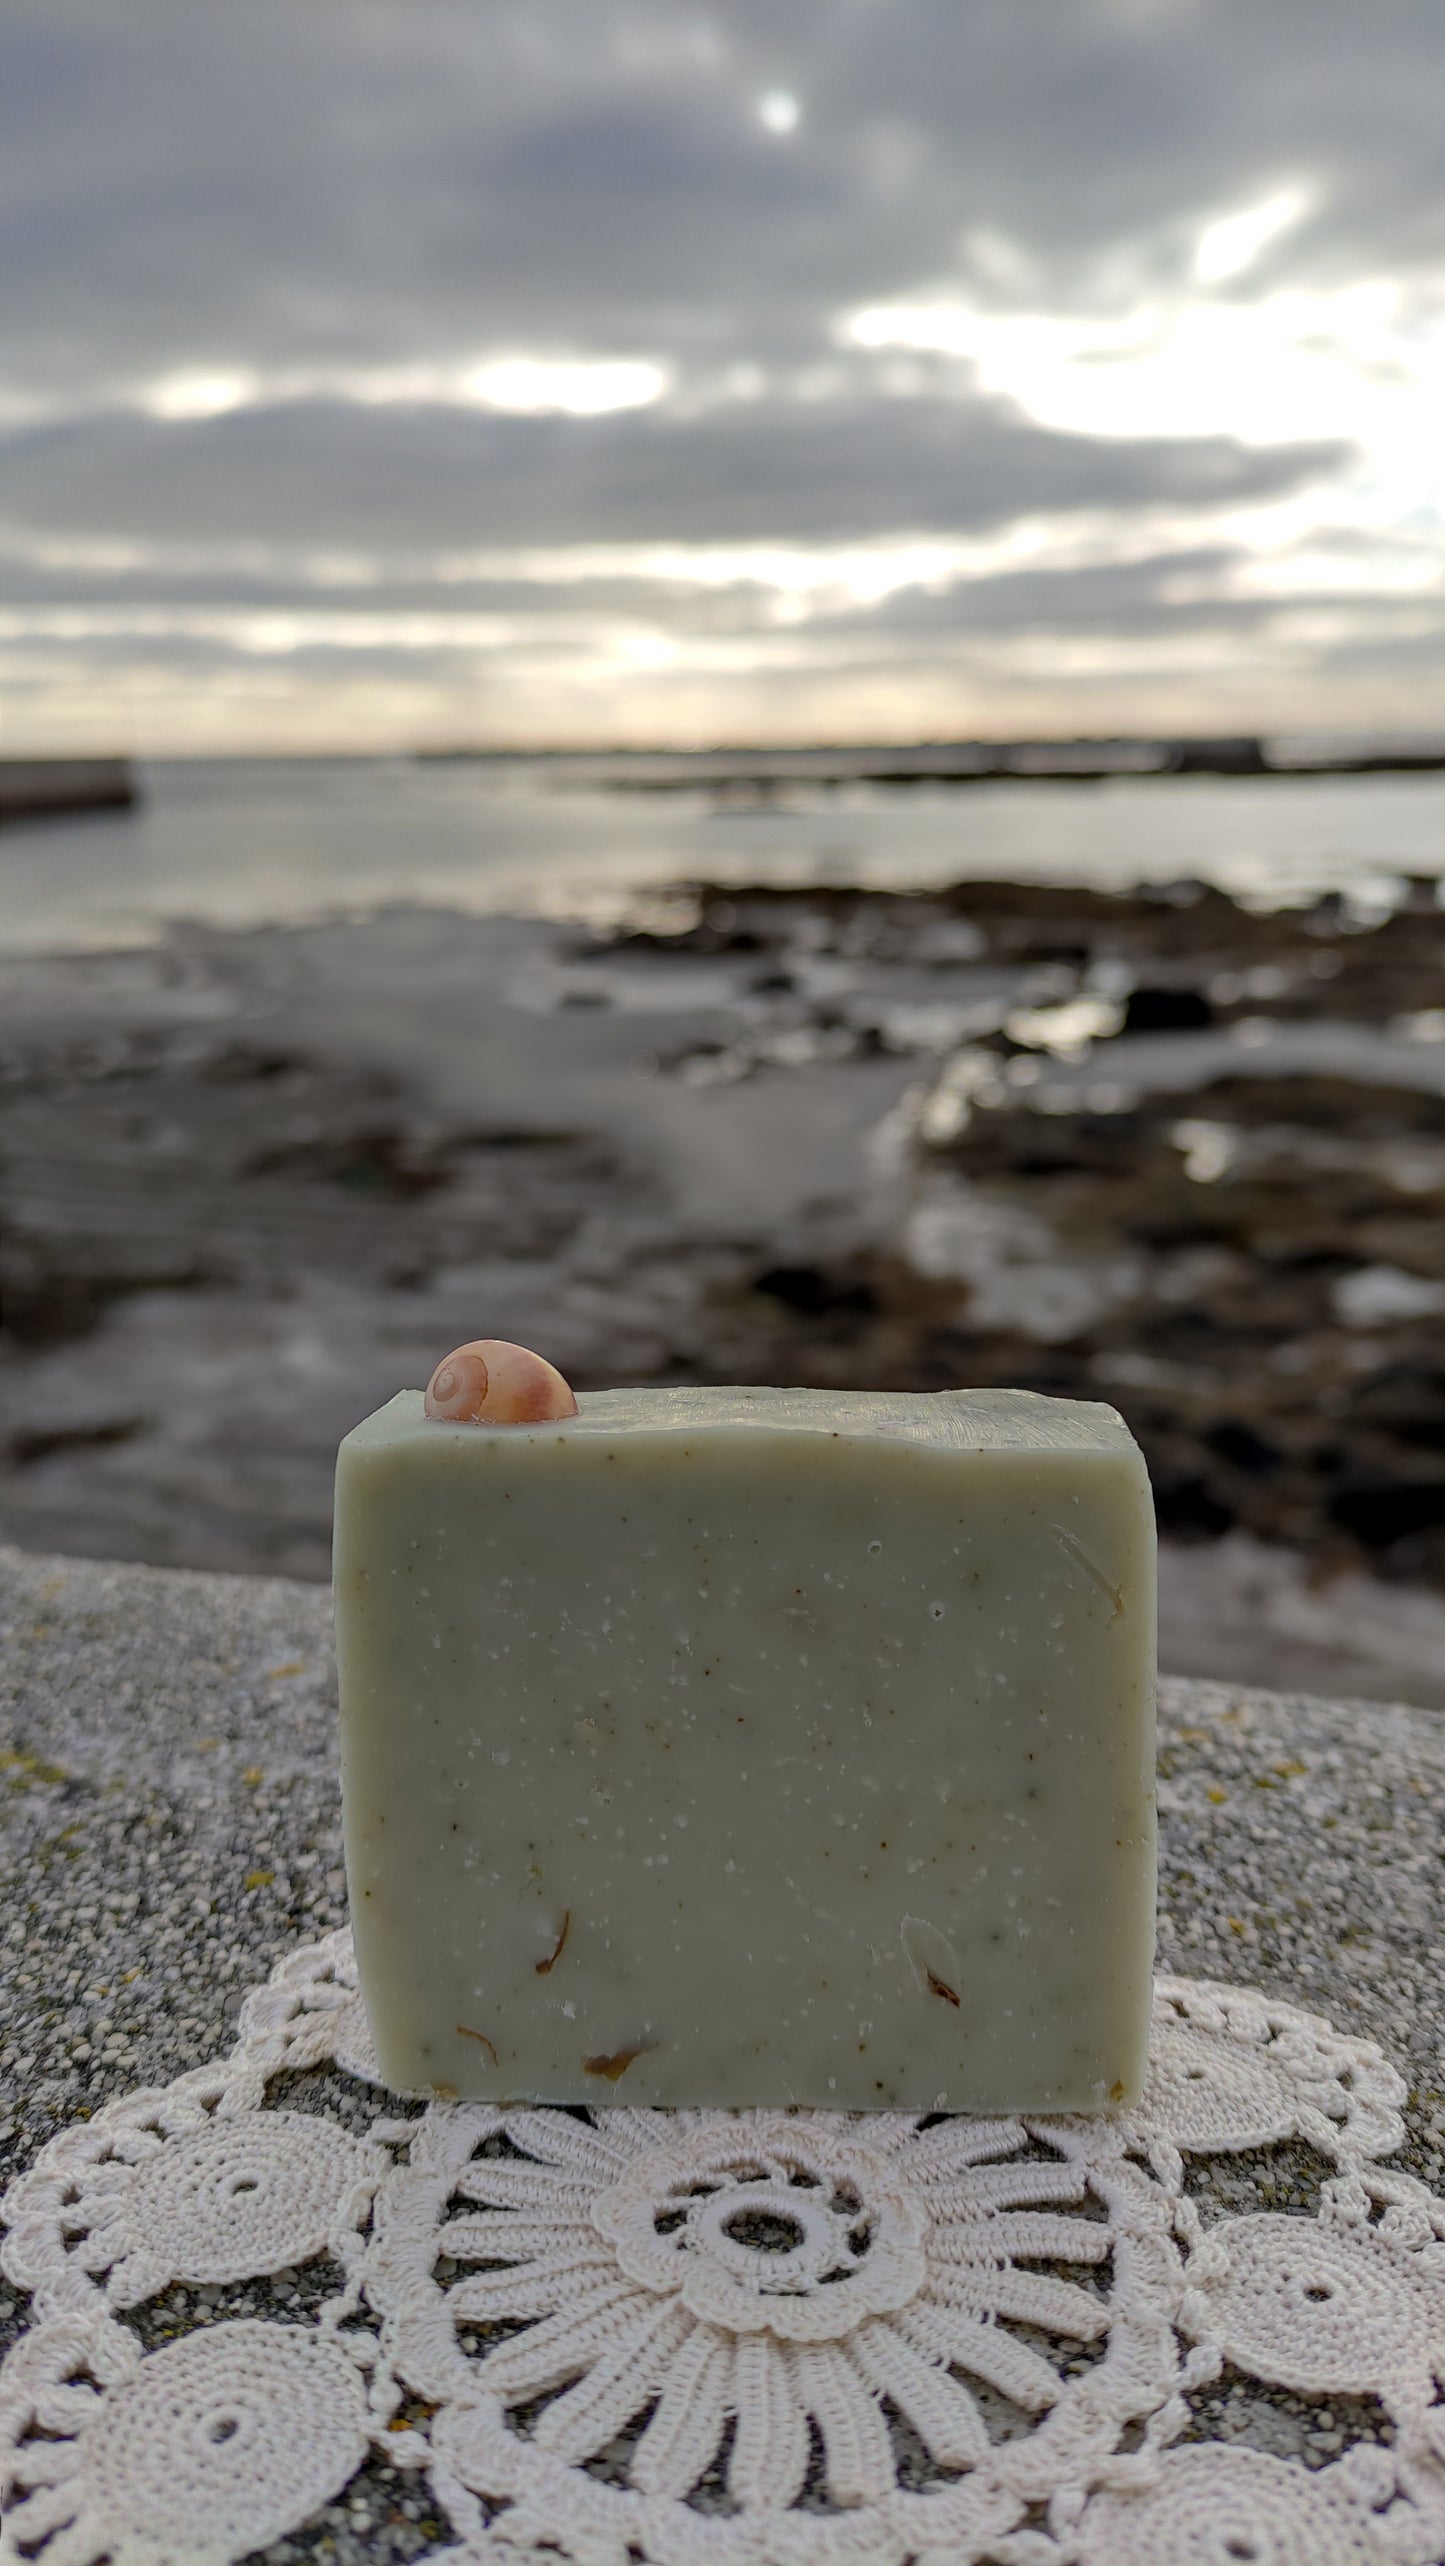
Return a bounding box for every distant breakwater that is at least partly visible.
[0,758,137,828]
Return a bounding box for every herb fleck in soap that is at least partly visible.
[334,1368,1156,2108]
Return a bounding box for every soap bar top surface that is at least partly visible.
[344,1381,1141,1458]
[335,1383,1156,2111]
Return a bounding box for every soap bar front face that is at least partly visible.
[335,1387,1156,2110]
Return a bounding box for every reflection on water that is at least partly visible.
[4,754,1445,954]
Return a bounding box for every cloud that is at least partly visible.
[1,0,1443,744]
[7,0,1445,393]
[0,389,1347,550]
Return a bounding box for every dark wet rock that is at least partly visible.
[1147,1470,1237,1537]
[1329,1479,1445,1555]
[9,1419,143,1468]
[1122,985,1214,1033]
[619,875,1445,1026]
[752,1265,881,1318]
[1203,1421,1284,1479]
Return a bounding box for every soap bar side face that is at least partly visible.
[335,1404,1155,2110]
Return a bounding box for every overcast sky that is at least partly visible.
[4,0,1444,751]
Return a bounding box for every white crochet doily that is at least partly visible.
[4,1930,1445,2564]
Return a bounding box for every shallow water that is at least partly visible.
[4,755,1445,955]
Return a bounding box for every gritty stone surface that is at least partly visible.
[3,1537,1445,2553]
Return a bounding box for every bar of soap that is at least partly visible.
[334,1386,1156,2109]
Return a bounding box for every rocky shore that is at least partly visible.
[3,872,1444,1700]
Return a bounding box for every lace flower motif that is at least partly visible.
[1187,2201,1445,2400]
[0,2312,372,2566]
[369,2096,1184,2557]
[1131,1977,1405,2185]
[225,1925,383,2092]
[1076,2445,1381,2564]
[1,2066,386,2324]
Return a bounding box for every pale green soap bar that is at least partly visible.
[334,1385,1156,2109]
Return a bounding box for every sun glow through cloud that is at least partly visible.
[843,274,1445,518]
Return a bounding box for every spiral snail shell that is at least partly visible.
[424,1339,578,1425]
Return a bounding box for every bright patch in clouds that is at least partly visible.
[144,369,260,420]
[1194,187,1308,285]
[844,273,1445,480]
[757,90,800,134]
[842,241,1445,683]
[460,356,669,414]
[137,353,670,422]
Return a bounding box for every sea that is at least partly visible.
[4,754,1445,955]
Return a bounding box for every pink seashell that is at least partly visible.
[424,1339,578,1425]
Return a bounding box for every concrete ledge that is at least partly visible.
[4,1538,1443,2213]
